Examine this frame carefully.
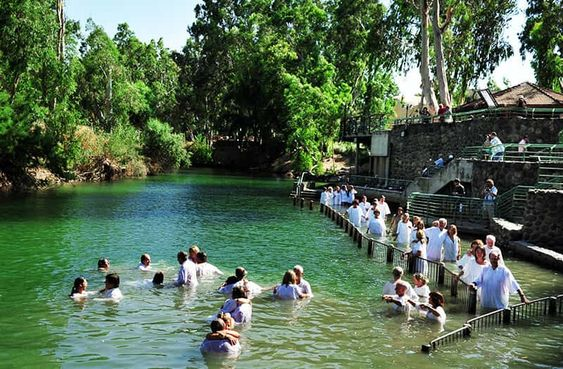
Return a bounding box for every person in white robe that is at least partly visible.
[472,250,528,310]
[346,200,363,228]
[293,265,313,297]
[425,218,447,261]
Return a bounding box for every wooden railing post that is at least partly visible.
[293,196,297,206]
[407,254,415,274]
[344,220,349,233]
[386,246,393,263]
[503,308,511,325]
[548,297,557,316]
[353,227,358,242]
[367,239,374,257]
[320,203,324,213]
[309,200,313,210]
[468,286,477,315]
[463,324,471,337]
[332,208,336,221]
[438,263,445,286]
[357,232,363,248]
[450,275,458,297]
[349,224,354,237]
[300,198,305,208]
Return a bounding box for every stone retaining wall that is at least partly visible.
[521,189,563,252]
[469,160,539,197]
[388,117,563,180]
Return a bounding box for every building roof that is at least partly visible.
[455,82,563,112]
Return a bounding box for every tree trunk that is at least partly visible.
[419,0,438,114]
[57,0,65,62]
[432,0,451,106]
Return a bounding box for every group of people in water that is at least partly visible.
[69,246,313,357]
[323,189,529,318]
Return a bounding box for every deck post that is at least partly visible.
[320,203,324,213]
[309,200,313,211]
[386,246,393,263]
[367,239,374,257]
[548,297,557,316]
[357,233,363,248]
[300,198,304,208]
[503,308,511,325]
[293,196,297,206]
[438,262,445,286]
[468,286,477,315]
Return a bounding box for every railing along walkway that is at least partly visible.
[424,295,563,353]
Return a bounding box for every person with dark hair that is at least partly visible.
[175,251,198,288]
[138,254,151,271]
[200,319,241,355]
[414,291,446,326]
[451,178,465,196]
[218,267,262,298]
[346,199,363,228]
[219,286,252,324]
[196,251,223,278]
[99,273,123,299]
[152,272,164,287]
[69,277,91,299]
[97,258,110,271]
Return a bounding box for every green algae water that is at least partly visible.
[0,170,562,369]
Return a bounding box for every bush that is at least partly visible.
[187,134,213,166]
[143,118,189,171]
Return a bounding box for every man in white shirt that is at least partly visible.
[489,132,505,161]
[346,200,363,228]
[196,251,224,278]
[425,218,447,261]
[293,265,313,297]
[175,251,198,287]
[367,209,386,237]
[472,250,528,310]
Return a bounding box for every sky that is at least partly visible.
[66,0,536,104]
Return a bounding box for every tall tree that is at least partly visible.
[432,0,452,106]
[520,0,563,92]
[419,0,438,113]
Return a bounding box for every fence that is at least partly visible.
[459,143,563,162]
[423,295,563,353]
[407,192,485,228]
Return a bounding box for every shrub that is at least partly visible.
[187,134,213,166]
[143,118,189,171]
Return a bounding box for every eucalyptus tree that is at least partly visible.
[520,0,563,92]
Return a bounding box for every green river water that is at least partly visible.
[0,170,562,369]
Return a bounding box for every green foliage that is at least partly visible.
[520,0,563,92]
[188,134,213,167]
[143,119,189,170]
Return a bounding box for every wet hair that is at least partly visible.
[429,291,445,307]
[210,319,226,333]
[392,266,404,278]
[188,245,200,256]
[416,229,426,242]
[97,258,110,270]
[217,312,235,329]
[223,275,238,286]
[152,272,164,285]
[413,273,428,285]
[293,265,304,275]
[231,285,248,299]
[105,273,120,288]
[282,270,297,286]
[235,267,247,280]
[196,251,208,263]
[141,254,150,264]
[70,277,87,296]
[177,251,188,261]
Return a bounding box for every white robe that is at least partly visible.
[425,227,446,261]
[347,206,363,228]
[474,265,521,310]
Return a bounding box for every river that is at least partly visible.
[0,170,561,369]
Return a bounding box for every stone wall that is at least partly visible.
[469,160,539,197]
[521,189,563,252]
[388,117,563,180]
